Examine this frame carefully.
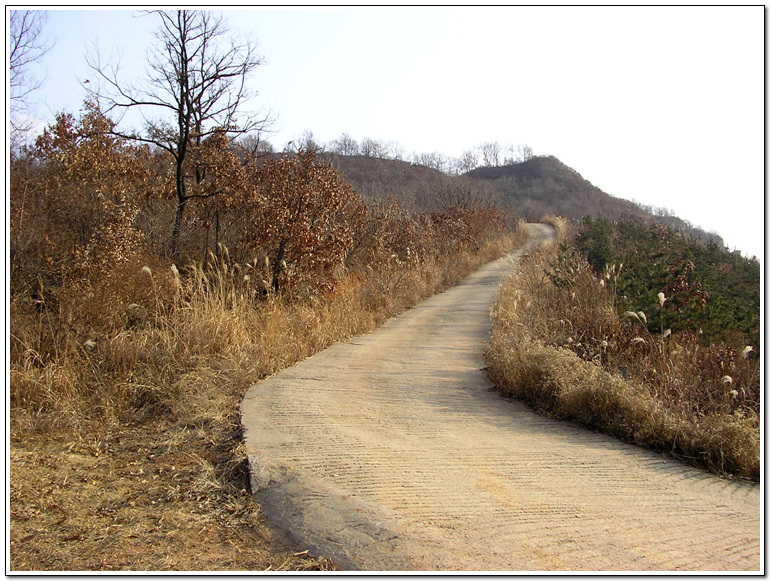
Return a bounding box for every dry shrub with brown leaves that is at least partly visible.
[486,244,760,481]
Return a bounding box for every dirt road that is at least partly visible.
[240,224,761,572]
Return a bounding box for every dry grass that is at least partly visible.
[9,424,335,571]
[486,244,760,481]
[9,225,526,572]
[539,213,571,243]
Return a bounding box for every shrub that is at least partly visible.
[487,241,760,480]
[575,217,760,347]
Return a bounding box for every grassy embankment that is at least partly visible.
[486,216,760,481]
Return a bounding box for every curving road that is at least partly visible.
[240,224,761,572]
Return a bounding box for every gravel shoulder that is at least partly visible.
[240,224,761,572]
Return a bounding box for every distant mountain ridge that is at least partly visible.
[327,153,724,248]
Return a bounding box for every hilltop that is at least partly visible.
[465,155,642,221]
[328,153,724,247]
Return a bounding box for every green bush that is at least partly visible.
[575,217,760,349]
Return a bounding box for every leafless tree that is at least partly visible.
[330,132,359,156]
[457,148,480,174]
[359,137,376,157]
[387,140,406,161]
[9,10,53,147]
[432,177,490,211]
[479,141,502,167]
[233,132,274,166]
[503,143,534,164]
[296,130,321,152]
[86,10,269,258]
[412,151,449,173]
[360,137,391,158]
[518,145,533,162]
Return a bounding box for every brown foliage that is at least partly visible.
[11,102,157,299]
[248,149,367,294]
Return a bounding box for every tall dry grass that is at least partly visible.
[10,221,526,441]
[486,244,760,480]
[539,213,571,243]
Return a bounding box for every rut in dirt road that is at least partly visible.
[240,224,761,572]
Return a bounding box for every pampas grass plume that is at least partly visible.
[741,346,753,359]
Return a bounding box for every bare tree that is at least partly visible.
[503,143,534,164]
[412,151,449,173]
[360,137,391,158]
[296,130,321,152]
[86,10,268,258]
[388,140,406,161]
[457,148,480,174]
[9,10,53,147]
[432,177,489,211]
[359,137,377,157]
[330,132,359,156]
[480,141,502,167]
[233,132,274,167]
[519,144,534,162]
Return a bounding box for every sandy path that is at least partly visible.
[240,224,761,572]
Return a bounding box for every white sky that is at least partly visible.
[12,6,766,260]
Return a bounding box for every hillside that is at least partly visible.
[328,153,724,247]
[464,156,641,221]
[326,154,495,211]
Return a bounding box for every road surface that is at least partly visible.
[241,224,760,571]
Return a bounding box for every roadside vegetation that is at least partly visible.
[10,7,758,571]
[486,217,760,481]
[9,9,529,570]
[9,98,526,569]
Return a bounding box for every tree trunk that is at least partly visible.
[272,238,287,293]
[170,153,187,260]
[171,196,186,261]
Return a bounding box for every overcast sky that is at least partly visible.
[14,6,765,260]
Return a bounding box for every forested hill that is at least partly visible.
[465,156,643,222]
[326,154,460,210]
[328,153,724,248]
